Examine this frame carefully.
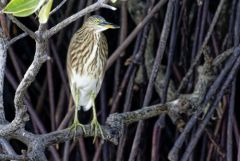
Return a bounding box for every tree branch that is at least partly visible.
[106,0,168,69]
[1,0,238,160]
[177,0,226,93]
[0,2,38,40]
[0,28,7,123]
[0,25,49,136]
[44,1,116,39]
[0,154,27,161]
[0,46,234,160]
[50,0,68,15]
[8,33,28,46]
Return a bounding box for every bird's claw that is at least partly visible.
[91,118,104,143]
[69,121,86,141]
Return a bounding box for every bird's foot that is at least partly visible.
[69,120,86,141]
[91,118,104,143]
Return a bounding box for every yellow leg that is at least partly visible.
[69,106,86,140]
[90,93,104,143]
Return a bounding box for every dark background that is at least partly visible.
[1,0,240,161]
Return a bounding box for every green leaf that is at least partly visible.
[12,8,37,17]
[38,0,53,23]
[4,0,38,13]
[3,0,45,17]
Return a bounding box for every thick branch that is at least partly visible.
[0,31,49,136]
[39,99,188,146]
[0,28,7,122]
[0,154,27,161]
[0,138,18,157]
[44,1,116,39]
[0,46,234,161]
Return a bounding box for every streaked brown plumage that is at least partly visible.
[67,20,108,110]
[66,15,119,141]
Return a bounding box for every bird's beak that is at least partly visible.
[100,21,120,29]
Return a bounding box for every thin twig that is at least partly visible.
[177,0,226,93]
[180,48,240,161]
[0,2,38,40]
[106,0,168,69]
[47,46,56,131]
[8,33,28,46]
[50,0,68,15]
[129,0,175,160]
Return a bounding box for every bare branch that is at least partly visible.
[1,0,239,160]
[0,138,18,161]
[106,0,168,69]
[50,0,68,15]
[6,15,38,40]
[177,0,227,93]
[44,1,116,39]
[0,28,7,123]
[39,99,187,146]
[8,33,28,46]
[0,2,38,40]
[0,25,49,136]
[0,154,27,161]
[0,45,234,160]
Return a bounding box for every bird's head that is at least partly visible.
[83,15,119,32]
